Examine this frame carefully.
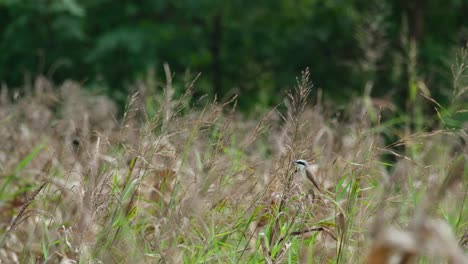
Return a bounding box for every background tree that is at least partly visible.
[0,0,466,110]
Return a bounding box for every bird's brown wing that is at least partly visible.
[305,168,321,192]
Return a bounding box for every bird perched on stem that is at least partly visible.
[293,159,321,197]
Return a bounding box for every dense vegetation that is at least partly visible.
[0,68,466,263]
[0,1,467,263]
[1,0,466,108]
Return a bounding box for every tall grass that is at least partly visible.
[0,59,466,263]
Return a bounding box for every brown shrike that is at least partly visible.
[293,159,321,194]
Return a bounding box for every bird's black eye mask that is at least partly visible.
[293,160,307,166]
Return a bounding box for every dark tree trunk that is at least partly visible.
[410,0,424,43]
[461,0,468,45]
[211,14,222,97]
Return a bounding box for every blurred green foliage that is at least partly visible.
[0,0,466,109]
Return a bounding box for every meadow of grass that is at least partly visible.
[0,62,466,263]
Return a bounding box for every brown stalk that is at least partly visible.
[6,181,48,232]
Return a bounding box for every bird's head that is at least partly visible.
[293,159,309,171]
